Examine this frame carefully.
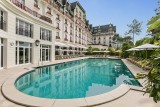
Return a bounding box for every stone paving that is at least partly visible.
[0,57,159,107]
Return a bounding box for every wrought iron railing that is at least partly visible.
[10,0,52,24]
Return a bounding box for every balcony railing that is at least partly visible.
[44,0,74,22]
[46,11,52,16]
[70,40,73,42]
[10,0,52,24]
[64,30,68,33]
[0,20,6,31]
[56,36,60,39]
[34,4,40,9]
[56,27,60,30]
[56,18,60,21]
[64,38,68,41]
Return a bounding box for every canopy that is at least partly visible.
[134,44,159,50]
[67,44,76,48]
[127,44,159,58]
[76,45,87,49]
[115,50,122,52]
[93,51,109,53]
[126,48,140,51]
[55,42,69,47]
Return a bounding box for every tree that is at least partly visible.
[136,0,160,103]
[121,41,133,58]
[123,36,132,42]
[126,19,142,44]
[112,34,123,49]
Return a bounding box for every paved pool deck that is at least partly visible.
[0,57,160,107]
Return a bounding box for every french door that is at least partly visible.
[0,38,3,68]
[16,41,32,65]
[40,44,51,62]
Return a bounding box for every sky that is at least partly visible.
[70,0,157,42]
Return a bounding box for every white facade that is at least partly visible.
[92,24,116,48]
[0,0,93,69]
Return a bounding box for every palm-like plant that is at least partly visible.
[136,1,160,102]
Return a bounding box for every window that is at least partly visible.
[0,10,6,31]
[40,28,52,41]
[56,14,60,20]
[34,0,38,4]
[16,19,32,37]
[16,41,32,65]
[70,30,72,35]
[56,32,59,37]
[70,23,72,28]
[65,27,67,32]
[40,44,51,61]
[65,19,67,24]
[0,38,3,68]
[47,7,51,14]
[65,34,67,39]
[34,0,39,9]
[56,23,59,29]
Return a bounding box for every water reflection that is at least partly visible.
[15,59,141,99]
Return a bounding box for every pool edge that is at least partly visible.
[1,57,143,107]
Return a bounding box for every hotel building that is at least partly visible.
[0,0,116,69]
[0,0,93,69]
[91,24,116,50]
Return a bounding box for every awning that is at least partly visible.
[134,44,159,50]
[76,45,87,49]
[55,42,69,47]
[67,44,76,48]
[126,48,140,51]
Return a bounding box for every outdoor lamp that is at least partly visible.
[35,40,40,46]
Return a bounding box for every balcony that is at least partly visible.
[56,18,60,21]
[56,27,60,30]
[70,40,73,42]
[64,30,68,33]
[64,22,68,26]
[70,26,73,29]
[34,4,40,10]
[0,20,7,31]
[64,38,68,41]
[46,11,52,16]
[56,36,60,39]
[11,0,52,24]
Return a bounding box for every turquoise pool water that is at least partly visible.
[15,59,141,99]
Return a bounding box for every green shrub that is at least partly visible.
[108,48,115,56]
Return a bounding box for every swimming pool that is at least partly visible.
[15,58,141,99]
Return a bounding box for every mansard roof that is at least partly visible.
[71,1,85,13]
[92,24,116,34]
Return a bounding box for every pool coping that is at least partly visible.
[1,57,142,107]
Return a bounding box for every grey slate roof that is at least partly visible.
[71,1,86,13]
[92,24,116,34]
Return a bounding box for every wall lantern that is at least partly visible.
[35,40,40,46]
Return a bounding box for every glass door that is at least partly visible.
[42,49,46,61]
[0,38,3,68]
[40,45,51,62]
[19,47,24,64]
[16,41,32,65]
